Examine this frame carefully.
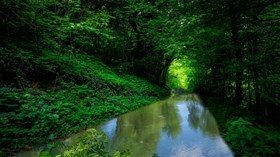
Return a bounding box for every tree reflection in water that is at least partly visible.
[187,100,220,136]
[161,100,181,139]
[106,99,182,157]
[97,94,232,157]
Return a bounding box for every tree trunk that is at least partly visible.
[253,70,261,116]
[159,56,173,85]
[229,3,243,106]
[248,79,253,110]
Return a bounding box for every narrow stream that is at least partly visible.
[17,94,233,157]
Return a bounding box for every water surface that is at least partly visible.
[97,94,233,157]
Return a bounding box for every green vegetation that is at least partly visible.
[38,128,130,157]
[164,0,280,156]
[167,57,195,91]
[61,129,129,157]
[204,97,280,157]
[0,51,167,156]
[225,118,280,156]
[1,0,279,156]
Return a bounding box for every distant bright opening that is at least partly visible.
[167,57,195,91]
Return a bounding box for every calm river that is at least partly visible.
[17,94,233,157]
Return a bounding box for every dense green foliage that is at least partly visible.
[0,0,279,156]
[61,129,129,157]
[0,0,171,155]
[166,0,280,116]
[164,1,280,155]
[37,129,130,157]
[205,97,280,157]
[0,51,167,156]
[225,118,280,156]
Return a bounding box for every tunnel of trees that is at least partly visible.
[0,0,279,156]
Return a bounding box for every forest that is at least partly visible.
[0,0,279,156]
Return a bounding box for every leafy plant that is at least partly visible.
[63,129,129,157]
[225,117,280,157]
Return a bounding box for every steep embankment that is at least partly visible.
[0,50,169,156]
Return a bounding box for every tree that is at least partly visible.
[173,0,279,115]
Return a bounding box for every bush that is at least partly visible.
[225,117,280,156]
[62,129,130,157]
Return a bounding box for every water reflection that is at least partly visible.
[104,101,168,157]
[98,94,233,157]
[161,100,181,138]
[187,100,219,136]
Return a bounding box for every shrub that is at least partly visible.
[62,129,130,157]
[225,117,280,156]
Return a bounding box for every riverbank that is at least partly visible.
[0,52,169,156]
[204,97,280,157]
[16,94,234,157]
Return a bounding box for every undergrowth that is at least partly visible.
[204,97,280,157]
[225,117,280,156]
[0,50,169,156]
[38,129,130,157]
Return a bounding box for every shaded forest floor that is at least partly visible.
[0,51,169,156]
[204,97,280,156]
